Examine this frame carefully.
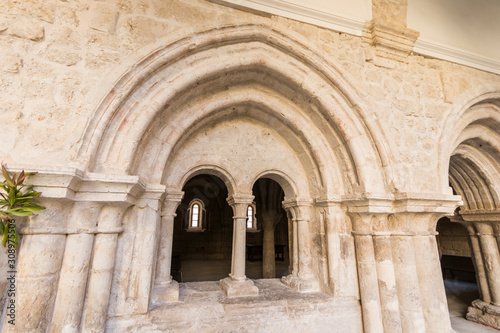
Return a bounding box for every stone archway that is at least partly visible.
[68,24,394,332]
[440,95,500,328]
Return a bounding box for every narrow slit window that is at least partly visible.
[187,199,205,232]
[192,203,199,227]
[247,205,253,229]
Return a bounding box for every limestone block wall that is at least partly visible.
[0,1,499,332]
[0,0,498,194]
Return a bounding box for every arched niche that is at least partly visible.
[73,24,391,199]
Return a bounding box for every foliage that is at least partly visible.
[0,165,44,248]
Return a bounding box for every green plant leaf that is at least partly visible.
[2,223,8,247]
[1,165,14,187]
[19,205,44,212]
[8,210,34,217]
[8,187,15,208]
[17,170,25,185]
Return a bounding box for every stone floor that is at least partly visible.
[108,260,499,332]
[445,279,498,332]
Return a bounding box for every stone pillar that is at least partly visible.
[347,206,456,333]
[262,211,280,278]
[151,191,184,305]
[81,205,126,333]
[372,233,401,332]
[51,202,102,332]
[460,221,491,302]
[351,219,384,333]
[219,195,258,297]
[281,201,318,292]
[286,211,295,276]
[391,234,426,331]
[10,233,66,333]
[461,216,500,329]
[476,222,500,306]
[413,232,451,332]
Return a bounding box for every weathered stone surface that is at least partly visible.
[0,1,499,333]
[5,17,44,41]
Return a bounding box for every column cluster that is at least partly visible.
[456,211,500,328]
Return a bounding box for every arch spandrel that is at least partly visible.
[74,24,391,197]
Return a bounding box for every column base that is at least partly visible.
[151,280,179,306]
[466,299,500,329]
[281,274,319,293]
[219,277,259,297]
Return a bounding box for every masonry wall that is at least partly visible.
[1,1,500,332]
[1,0,499,196]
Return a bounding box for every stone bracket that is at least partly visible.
[363,21,419,61]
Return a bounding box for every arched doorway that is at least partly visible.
[246,178,289,279]
[439,97,500,328]
[172,174,233,282]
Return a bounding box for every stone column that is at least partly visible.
[461,216,500,329]
[262,211,281,278]
[81,205,126,333]
[351,226,384,333]
[413,232,451,332]
[476,222,500,305]
[372,233,401,332]
[391,234,426,331]
[219,194,258,297]
[348,208,455,333]
[286,211,295,276]
[281,201,318,292]
[460,221,491,302]
[151,191,184,305]
[51,202,102,332]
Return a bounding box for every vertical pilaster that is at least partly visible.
[476,222,500,306]
[82,205,126,333]
[151,191,184,305]
[353,231,384,333]
[413,232,451,332]
[262,211,280,278]
[219,194,258,297]
[372,233,401,332]
[391,234,426,331]
[51,202,102,332]
[281,201,318,292]
[460,221,491,302]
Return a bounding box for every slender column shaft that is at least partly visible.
[413,234,451,333]
[477,224,500,306]
[297,219,313,278]
[262,222,276,278]
[155,214,176,284]
[353,234,384,333]
[372,235,401,332]
[82,206,124,333]
[292,219,299,276]
[287,212,294,275]
[51,202,102,332]
[15,234,66,332]
[469,233,491,302]
[231,214,247,281]
[391,235,426,332]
